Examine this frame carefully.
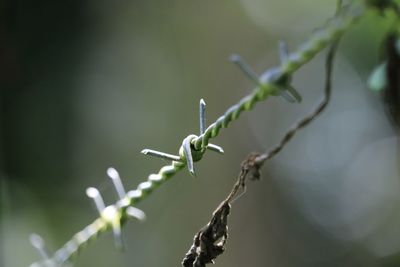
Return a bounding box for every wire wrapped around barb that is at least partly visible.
[142,99,224,177]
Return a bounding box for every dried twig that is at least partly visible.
[181,153,262,267]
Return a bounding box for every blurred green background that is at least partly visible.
[1,0,400,266]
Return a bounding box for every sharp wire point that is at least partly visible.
[207,143,224,154]
[141,148,181,161]
[199,99,206,135]
[229,54,261,85]
[286,85,302,102]
[126,206,147,222]
[277,85,302,103]
[107,167,119,180]
[86,187,106,214]
[279,90,296,103]
[107,167,126,199]
[112,223,124,251]
[30,233,50,260]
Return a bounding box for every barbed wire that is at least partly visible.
[180,2,346,264]
[29,2,366,267]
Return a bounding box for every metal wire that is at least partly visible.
[29,3,365,266]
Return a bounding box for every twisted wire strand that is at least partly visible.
[191,3,363,150]
[30,3,365,267]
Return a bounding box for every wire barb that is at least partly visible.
[112,222,123,251]
[30,233,50,261]
[143,99,223,177]
[207,143,224,154]
[277,41,302,103]
[230,54,260,85]
[279,90,298,103]
[199,99,224,154]
[231,51,302,104]
[141,149,181,162]
[284,85,302,103]
[107,167,126,199]
[86,187,105,214]
[127,206,147,222]
[199,99,206,135]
